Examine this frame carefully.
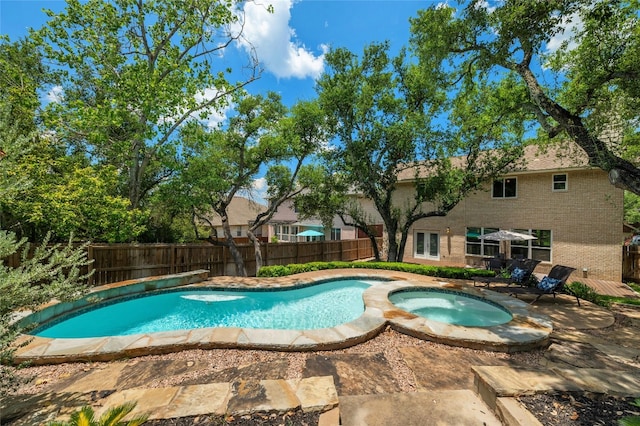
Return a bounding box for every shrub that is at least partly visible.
[566,281,610,307]
[257,261,491,280]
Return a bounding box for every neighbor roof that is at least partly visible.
[205,197,268,227]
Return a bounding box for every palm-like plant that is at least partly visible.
[619,398,640,426]
[48,402,148,426]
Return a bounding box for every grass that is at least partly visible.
[597,282,640,307]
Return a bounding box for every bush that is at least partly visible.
[257,261,491,280]
[566,281,610,307]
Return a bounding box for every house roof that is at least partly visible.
[205,197,268,227]
[397,143,591,181]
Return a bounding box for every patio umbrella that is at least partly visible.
[478,230,536,241]
[478,230,536,258]
[296,229,324,237]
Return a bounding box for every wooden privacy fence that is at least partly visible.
[623,245,640,283]
[5,238,382,287]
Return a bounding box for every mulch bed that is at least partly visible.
[518,392,640,425]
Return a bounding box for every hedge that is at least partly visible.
[257,261,493,280]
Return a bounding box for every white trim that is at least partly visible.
[552,173,568,192]
[491,177,518,199]
[414,230,440,260]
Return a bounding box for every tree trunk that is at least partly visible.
[397,228,410,262]
[220,213,247,277]
[385,220,399,262]
[247,229,263,275]
[517,64,640,196]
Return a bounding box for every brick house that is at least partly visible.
[360,145,624,281]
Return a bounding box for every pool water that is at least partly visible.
[389,289,513,327]
[34,279,374,338]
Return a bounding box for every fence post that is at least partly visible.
[87,245,94,286]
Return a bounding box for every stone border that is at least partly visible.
[366,279,553,353]
[13,269,552,365]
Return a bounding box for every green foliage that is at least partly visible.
[33,0,260,208]
[257,261,491,280]
[619,398,640,426]
[625,192,640,225]
[566,281,610,307]
[47,402,148,426]
[315,41,525,262]
[409,0,640,194]
[0,231,90,396]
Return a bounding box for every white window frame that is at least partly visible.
[465,227,500,257]
[492,177,517,199]
[414,230,440,260]
[510,228,553,262]
[331,228,341,241]
[552,173,568,192]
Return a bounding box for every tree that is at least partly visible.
[315,42,523,262]
[245,100,329,272]
[33,0,262,209]
[174,93,324,276]
[0,120,90,397]
[409,0,640,194]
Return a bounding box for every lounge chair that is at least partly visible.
[495,264,579,305]
[473,259,541,288]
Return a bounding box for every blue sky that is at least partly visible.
[1,0,433,108]
[0,0,575,201]
[0,0,437,200]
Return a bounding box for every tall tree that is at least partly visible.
[174,93,324,276]
[0,38,142,242]
[316,42,523,262]
[245,100,329,272]
[410,0,640,194]
[33,0,262,209]
[0,107,90,398]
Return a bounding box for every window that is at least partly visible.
[276,225,298,242]
[236,227,242,237]
[414,231,439,259]
[331,228,341,241]
[466,227,500,256]
[511,229,552,262]
[492,177,517,198]
[553,174,568,191]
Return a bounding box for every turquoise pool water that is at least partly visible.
[389,289,513,327]
[33,279,375,338]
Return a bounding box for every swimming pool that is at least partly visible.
[388,289,513,327]
[34,279,373,338]
[14,270,553,365]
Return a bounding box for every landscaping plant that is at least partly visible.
[47,402,148,426]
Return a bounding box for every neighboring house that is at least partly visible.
[267,199,357,242]
[400,145,624,281]
[205,196,268,240]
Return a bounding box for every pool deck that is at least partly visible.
[13,269,552,365]
[6,270,640,425]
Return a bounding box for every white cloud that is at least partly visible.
[233,0,324,79]
[546,13,583,53]
[237,177,269,204]
[46,85,64,103]
[193,88,235,129]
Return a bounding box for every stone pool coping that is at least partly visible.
[13,269,552,365]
